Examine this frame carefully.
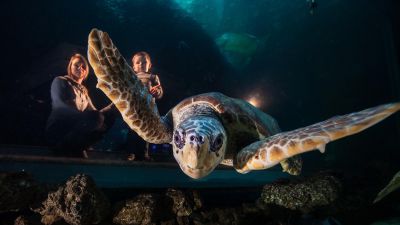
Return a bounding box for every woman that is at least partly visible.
[46,53,115,157]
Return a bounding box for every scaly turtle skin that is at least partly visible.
[87,28,400,179]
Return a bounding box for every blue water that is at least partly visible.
[1,159,289,188]
[0,0,399,190]
[1,1,400,224]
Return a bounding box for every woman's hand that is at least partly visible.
[99,103,115,113]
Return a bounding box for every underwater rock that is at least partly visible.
[165,188,202,217]
[241,202,278,225]
[199,207,242,225]
[113,189,202,225]
[189,202,275,225]
[35,174,110,225]
[0,172,40,213]
[113,193,173,225]
[260,172,342,213]
[14,215,47,225]
[160,219,176,225]
[191,190,203,210]
[14,216,29,225]
[176,216,190,225]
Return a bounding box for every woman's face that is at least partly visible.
[133,56,150,73]
[70,57,87,82]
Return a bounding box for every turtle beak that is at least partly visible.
[186,134,208,169]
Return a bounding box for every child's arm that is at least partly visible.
[150,74,163,99]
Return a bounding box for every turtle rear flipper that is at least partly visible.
[280,156,302,175]
[88,28,172,143]
[234,102,400,173]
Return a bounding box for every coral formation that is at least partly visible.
[113,188,203,225]
[113,193,172,225]
[165,188,202,217]
[34,174,110,225]
[1,170,397,225]
[260,172,342,212]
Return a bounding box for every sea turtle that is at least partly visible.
[87,28,400,179]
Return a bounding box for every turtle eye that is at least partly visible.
[210,134,224,152]
[174,130,185,149]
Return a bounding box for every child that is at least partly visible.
[132,51,163,100]
[129,51,164,160]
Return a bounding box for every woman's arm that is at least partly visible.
[50,76,76,109]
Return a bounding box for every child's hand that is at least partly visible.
[149,84,161,97]
[150,88,158,96]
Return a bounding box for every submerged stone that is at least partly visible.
[260,172,342,213]
[113,193,173,225]
[35,174,110,225]
[166,188,202,217]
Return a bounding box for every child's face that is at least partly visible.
[133,56,150,73]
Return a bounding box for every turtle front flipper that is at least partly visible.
[87,28,172,143]
[234,102,400,173]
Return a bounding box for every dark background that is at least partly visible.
[1,0,400,171]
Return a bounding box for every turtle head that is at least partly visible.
[172,116,227,179]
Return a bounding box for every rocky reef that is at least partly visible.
[113,193,172,225]
[260,172,342,213]
[1,170,399,225]
[34,174,110,225]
